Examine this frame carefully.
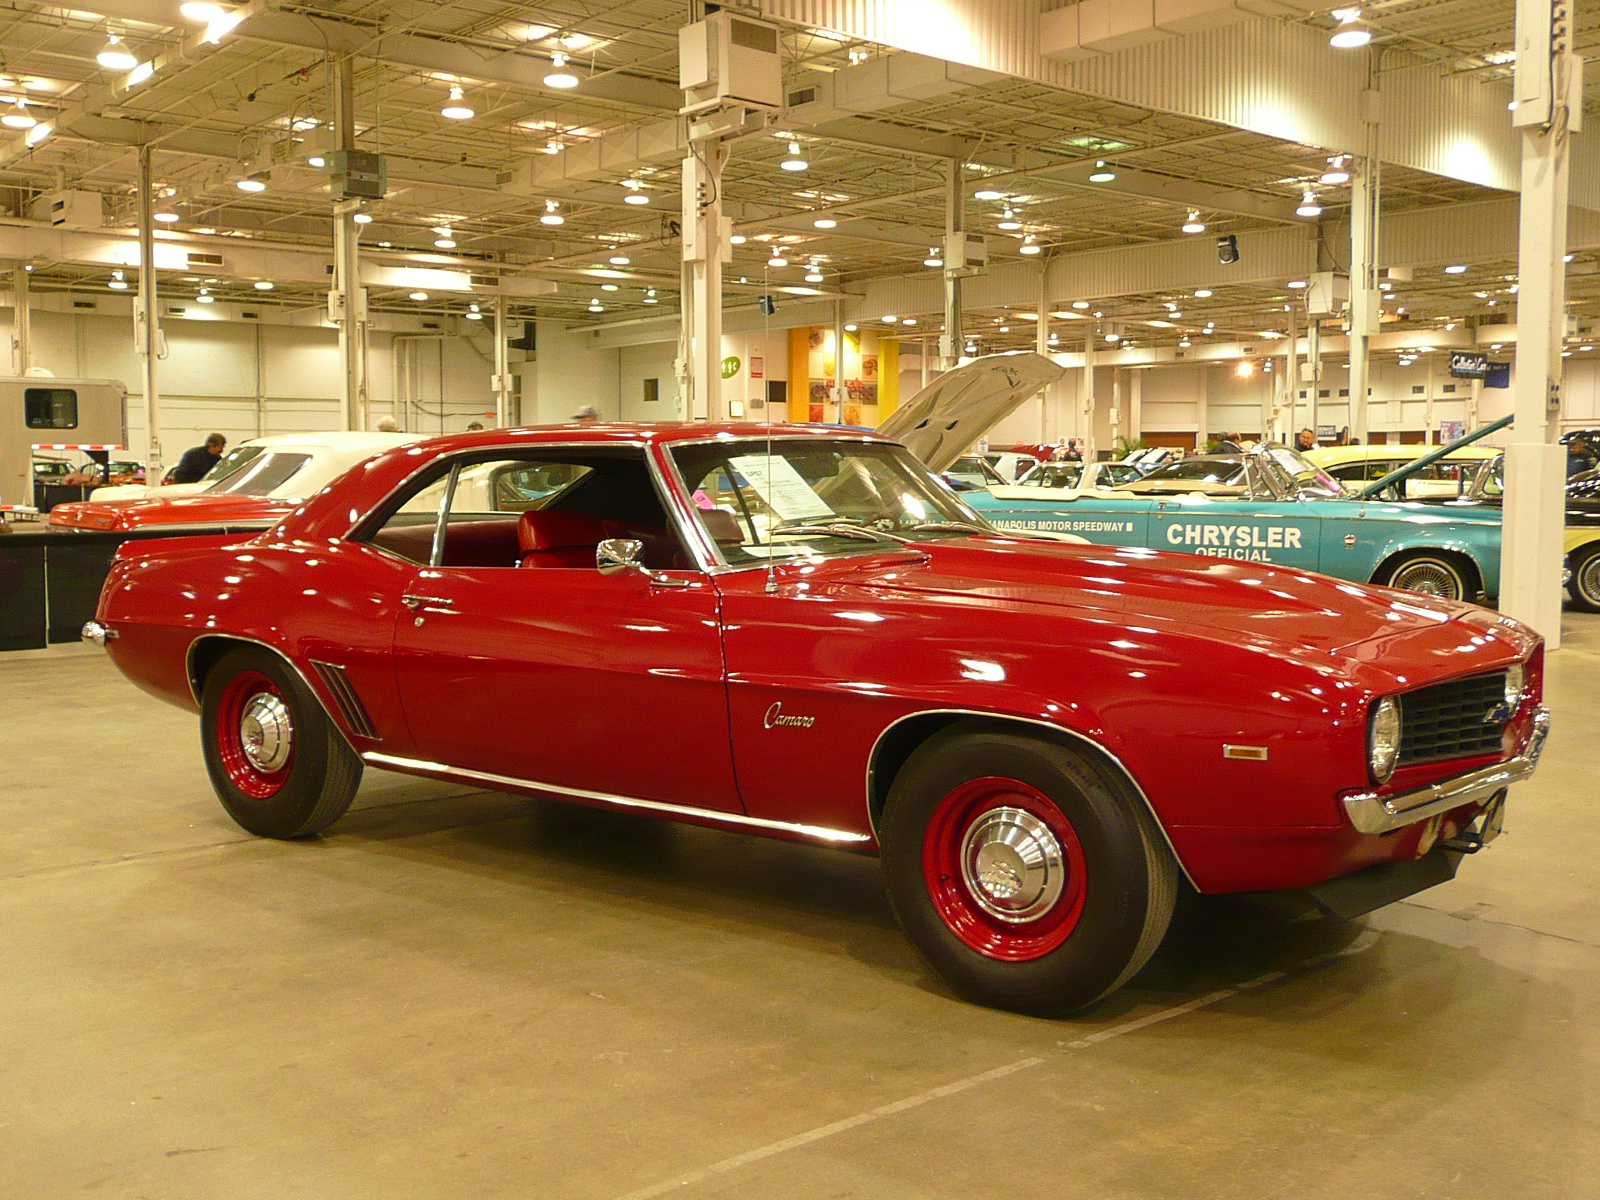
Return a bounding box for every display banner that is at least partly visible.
[1450,351,1489,379]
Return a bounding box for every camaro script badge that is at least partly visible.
[764,702,816,730]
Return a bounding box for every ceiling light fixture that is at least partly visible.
[153,210,180,223]
[609,253,630,265]
[587,300,604,312]
[767,255,788,268]
[544,52,580,89]
[307,154,326,168]
[253,280,274,290]
[540,200,564,225]
[409,291,428,300]
[1194,289,1213,298]
[196,291,214,304]
[1444,263,1468,274]
[1071,300,1091,310]
[1182,210,1207,234]
[813,216,837,229]
[236,174,267,192]
[1088,160,1116,183]
[1329,9,1373,48]
[1296,191,1323,217]
[1,99,36,130]
[997,208,1022,231]
[352,211,373,225]
[729,234,747,245]
[924,248,944,267]
[1019,236,1041,256]
[108,270,128,291]
[882,315,898,324]
[1320,155,1351,185]
[974,188,1004,201]
[805,269,824,282]
[179,2,227,21]
[441,85,474,120]
[433,228,456,249]
[601,283,619,291]
[780,141,808,171]
[97,34,139,72]
[623,180,648,205]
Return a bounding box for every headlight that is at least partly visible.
[1369,697,1401,784]
[1505,663,1525,709]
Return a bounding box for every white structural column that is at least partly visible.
[1035,267,1050,441]
[1081,330,1096,461]
[1282,301,1298,442]
[1307,315,1322,435]
[135,145,163,481]
[941,160,963,368]
[681,137,729,422]
[10,264,29,375]
[493,295,511,427]
[1501,0,1581,647]
[1348,166,1379,442]
[832,302,845,422]
[330,57,367,431]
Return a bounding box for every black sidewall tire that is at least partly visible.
[200,645,361,838]
[1568,545,1600,612]
[879,726,1175,1017]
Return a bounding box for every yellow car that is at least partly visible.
[1306,444,1501,501]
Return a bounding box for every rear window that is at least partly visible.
[25,388,77,429]
[205,452,311,496]
[202,444,264,483]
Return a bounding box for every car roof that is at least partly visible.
[400,422,894,456]
[1307,445,1499,465]
[235,431,424,453]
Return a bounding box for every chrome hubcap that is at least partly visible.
[960,807,1066,923]
[239,693,292,773]
[1393,561,1458,597]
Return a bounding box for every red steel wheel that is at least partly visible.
[922,777,1088,962]
[213,669,296,799]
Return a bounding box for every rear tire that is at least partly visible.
[1379,552,1472,601]
[1568,543,1600,612]
[879,725,1177,1016]
[200,645,362,838]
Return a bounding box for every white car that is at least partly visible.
[88,431,424,503]
[1000,460,1144,496]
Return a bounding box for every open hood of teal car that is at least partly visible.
[876,351,1066,474]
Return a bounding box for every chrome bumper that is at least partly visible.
[80,620,117,646]
[1342,707,1550,835]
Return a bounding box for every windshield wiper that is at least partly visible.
[910,520,992,536]
[767,520,910,545]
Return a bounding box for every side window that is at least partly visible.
[25,388,78,429]
[367,468,453,564]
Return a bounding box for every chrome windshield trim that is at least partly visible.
[361,751,872,845]
[1342,706,1550,834]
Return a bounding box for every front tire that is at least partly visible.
[1568,544,1600,612]
[879,725,1177,1016]
[200,645,362,838]
[1379,552,1472,601]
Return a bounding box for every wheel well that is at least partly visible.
[1372,546,1483,598]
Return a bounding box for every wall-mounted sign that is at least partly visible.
[749,356,764,379]
[1449,351,1489,379]
[1485,361,1511,389]
[721,356,741,379]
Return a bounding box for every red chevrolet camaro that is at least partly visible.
[85,422,1550,1014]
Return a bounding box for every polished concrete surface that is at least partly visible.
[2,618,1597,1200]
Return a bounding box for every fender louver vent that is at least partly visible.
[309,660,378,739]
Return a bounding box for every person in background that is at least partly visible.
[375,416,400,432]
[1214,432,1244,453]
[169,433,226,484]
[1295,428,1317,452]
[466,421,485,432]
[572,406,600,425]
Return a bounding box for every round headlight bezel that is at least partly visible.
[1504,662,1525,710]
[1368,697,1401,784]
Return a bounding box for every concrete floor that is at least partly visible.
[2,620,1598,1200]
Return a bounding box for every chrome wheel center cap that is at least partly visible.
[239,693,292,773]
[960,806,1066,923]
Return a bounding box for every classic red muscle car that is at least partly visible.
[85,423,1550,1015]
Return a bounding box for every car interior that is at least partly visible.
[360,448,700,571]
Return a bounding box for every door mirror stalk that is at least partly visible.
[596,538,689,587]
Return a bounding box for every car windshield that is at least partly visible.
[1119,457,1246,491]
[199,444,264,484]
[671,438,995,566]
[204,451,311,497]
[1261,446,1343,498]
[1017,463,1084,488]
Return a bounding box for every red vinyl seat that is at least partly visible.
[517,510,612,568]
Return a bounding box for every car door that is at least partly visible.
[1148,457,1322,571]
[368,447,741,813]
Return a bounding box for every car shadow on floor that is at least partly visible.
[321,780,1438,1021]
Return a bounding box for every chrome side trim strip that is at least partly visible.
[862,708,1199,889]
[360,751,873,845]
[1342,706,1550,835]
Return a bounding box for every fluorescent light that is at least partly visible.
[236,175,267,192]
[780,142,808,171]
[179,2,226,21]
[97,36,139,71]
[1088,160,1116,183]
[1182,211,1207,234]
[544,52,580,89]
[441,85,474,120]
[1444,264,1468,274]
[153,210,180,223]
[813,216,837,229]
[253,280,274,290]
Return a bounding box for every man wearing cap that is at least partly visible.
[572,406,600,424]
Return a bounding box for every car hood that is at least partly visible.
[48,492,289,530]
[828,538,1535,680]
[877,352,1065,473]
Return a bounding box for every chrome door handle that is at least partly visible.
[402,594,454,610]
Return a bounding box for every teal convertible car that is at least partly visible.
[965,443,1506,602]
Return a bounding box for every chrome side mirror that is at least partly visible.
[596,537,645,576]
[596,537,689,587]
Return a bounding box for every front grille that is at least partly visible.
[1397,671,1508,767]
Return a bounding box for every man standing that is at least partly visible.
[1295,428,1318,452]
[169,433,226,484]
[572,406,600,425]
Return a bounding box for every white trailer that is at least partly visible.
[0,377,128,507]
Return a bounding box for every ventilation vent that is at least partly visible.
[469,274,497,288]
[168,306,187,316]
[787,86,817,107]
[72,300,97,310]
[188,252,224,267]
[309,660,378,739]
[422,321,441,330]
[241,310,259,319]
